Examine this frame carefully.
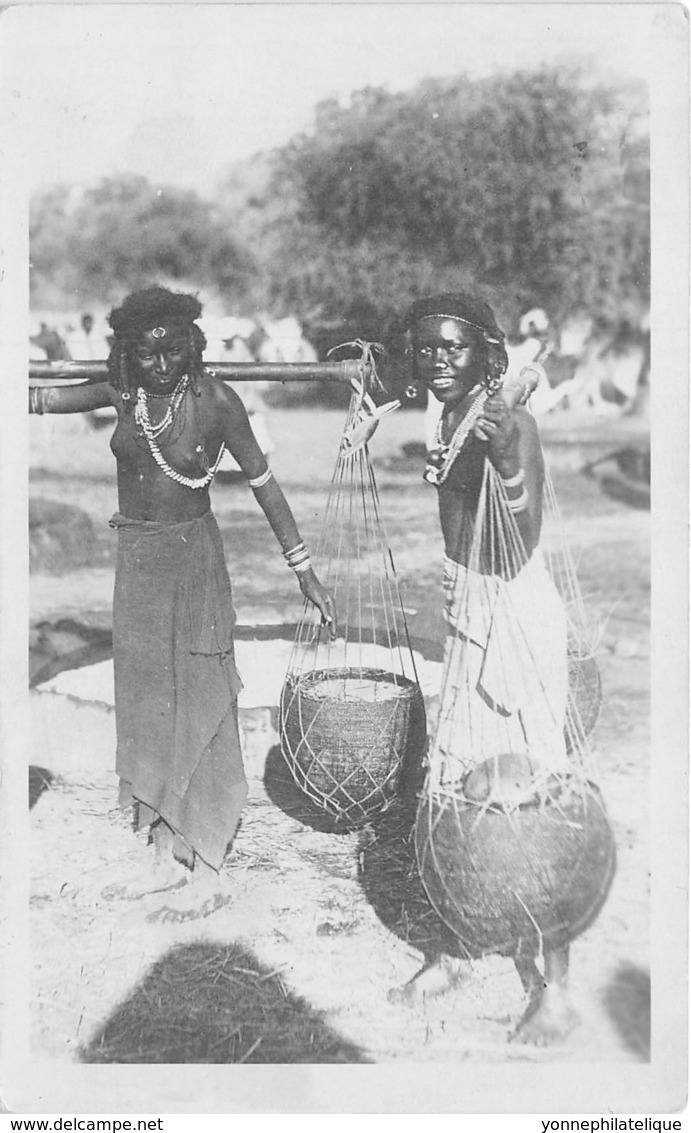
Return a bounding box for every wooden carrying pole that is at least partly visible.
[29,360,366,385]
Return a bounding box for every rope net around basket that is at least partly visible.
[280,346,426,828]
[416,442,615,959]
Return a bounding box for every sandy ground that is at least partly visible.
[28,404,651,1066]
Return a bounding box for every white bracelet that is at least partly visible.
[500,468,525,488]
[506,486,530,513]
[248,468,273,489]
[284,542,312,572]
[292,558,313,573]
[284,541,307,561]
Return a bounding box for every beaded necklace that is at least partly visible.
[134,374,189,438]
[424,384,489,486]
[134,379,225,490]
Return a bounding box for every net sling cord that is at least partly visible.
[279,344,427,826]
[414,397,614,958]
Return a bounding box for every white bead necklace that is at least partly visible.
[424,386,488,485]
[134,375,189,438]
[135,379,226,490]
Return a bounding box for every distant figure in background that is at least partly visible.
[223,334,255,364]
[30,321,70,362]
[254,316,319,367]
[203,313,320,475]
[585,319,650,416]
[65,312,116,428]
[510,308,551,375]
[65,312,112,361]
[505,307,571,416]
[29,339,48,362]
[200,315,274,476]
[553,313,649,418]
[519,306,550,347]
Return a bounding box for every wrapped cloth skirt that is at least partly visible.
[111,509,247,871]
[435,551,569,780]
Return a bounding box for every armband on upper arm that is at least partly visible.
[248,468,273,490]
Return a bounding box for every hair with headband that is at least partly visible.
[402,291,509,386]
[107,286,208,408]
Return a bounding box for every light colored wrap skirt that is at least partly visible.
[434,551,568,779]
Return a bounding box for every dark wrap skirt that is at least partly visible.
[110,509,247,871]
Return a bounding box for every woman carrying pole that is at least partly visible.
[30,285,336,922]
[392,292,613,1044]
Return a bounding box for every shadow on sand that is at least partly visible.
[601,961,651,1061]
[29,765,55,810]
[79,939,370,1064]
[262,743,358,836]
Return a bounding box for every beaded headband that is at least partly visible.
[417,313,502,344]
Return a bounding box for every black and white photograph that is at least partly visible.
[0,0,687,1118]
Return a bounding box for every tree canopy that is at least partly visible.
[262,67,649,342]
[30,65,649,349]
[30,175,257,308]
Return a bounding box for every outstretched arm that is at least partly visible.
[29,381,115,415]
[216,384,337,635]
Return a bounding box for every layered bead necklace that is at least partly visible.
[134,375,225,490]
[135,373,189,437]
[423,383,489,486]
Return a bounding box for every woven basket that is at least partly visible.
[567,651,602,743]
[415,774,616,957]
[280,667,427,827]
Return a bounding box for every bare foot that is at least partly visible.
[146,856,230,924]
[102,820,192,901]
[511,983,580,1045]
[511,943,579,1045]
[101,858,187,901]
[388,955,468,1005]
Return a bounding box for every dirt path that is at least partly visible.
[29,407,650,1065]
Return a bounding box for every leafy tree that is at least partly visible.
[30,65,649,357]
[263,67,649,341]
[30,184,84,303]
[30,176,257,307]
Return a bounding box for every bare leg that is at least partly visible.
[388,953,469,1006]
[511,943,580,1045]
[154,820,195,871]
[152,819,190,878]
